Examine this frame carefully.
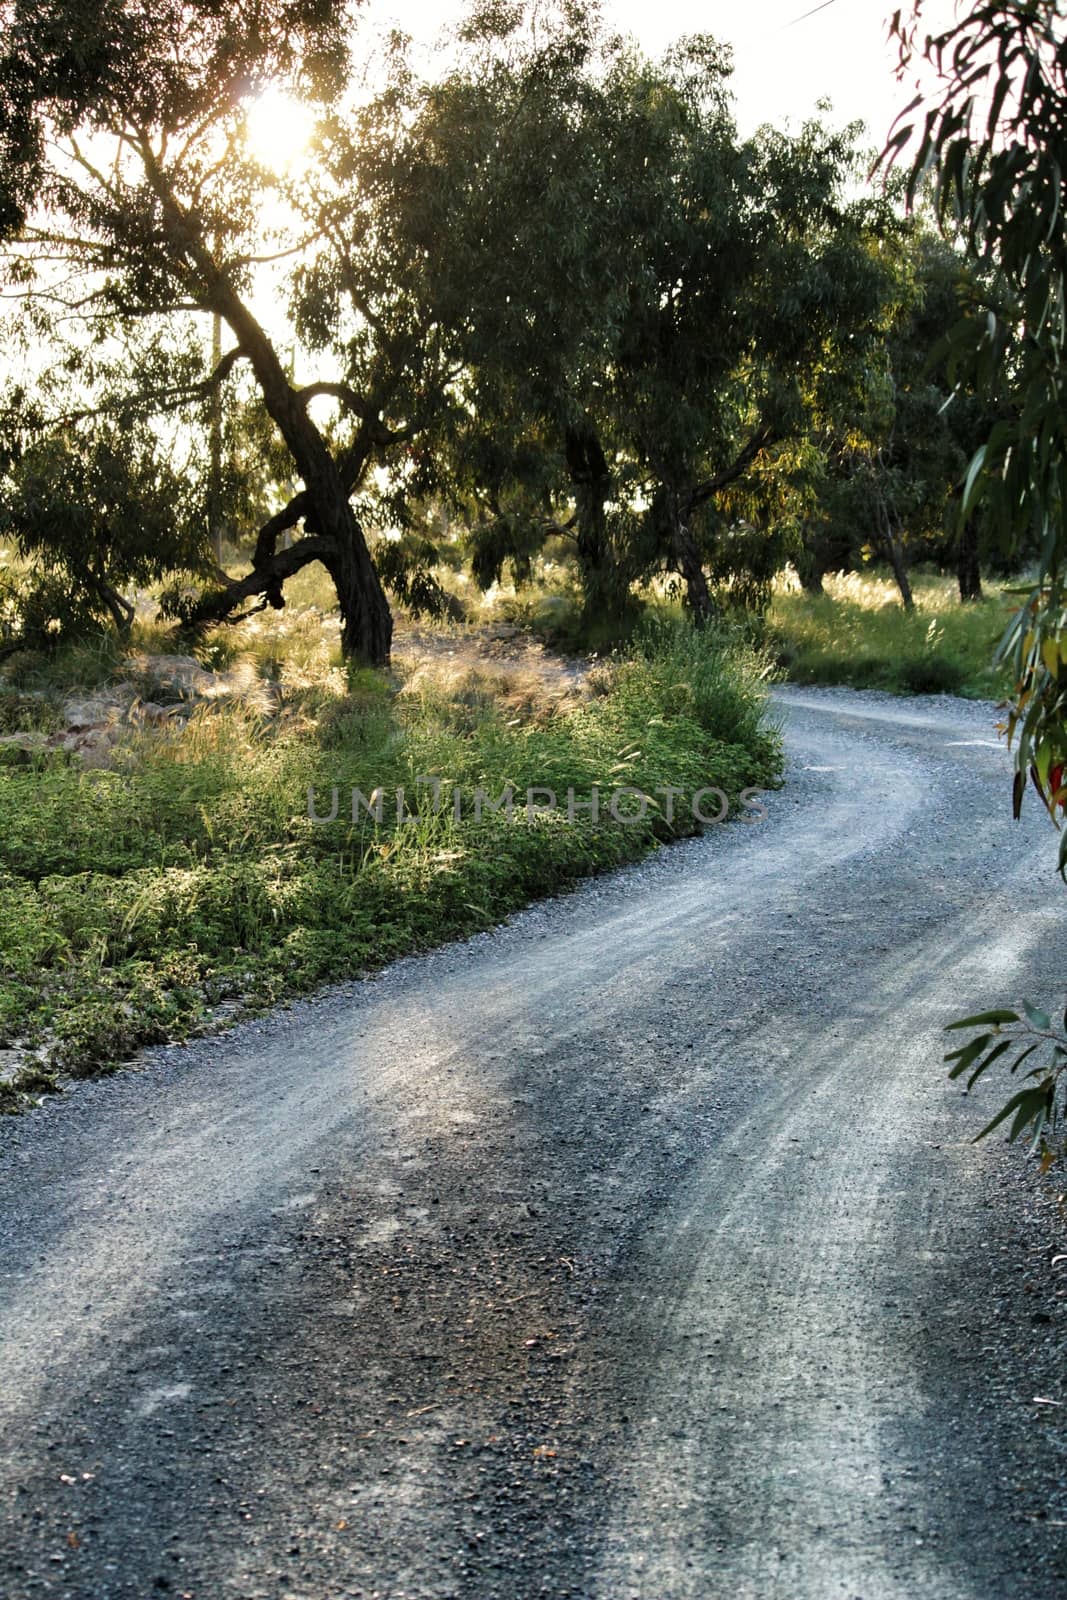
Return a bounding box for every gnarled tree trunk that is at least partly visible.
[220,302,394,664]
[326,505,394,663]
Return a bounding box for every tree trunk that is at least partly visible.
[795,544,827,595]
[327,505,394,664]
[957,516,983,602]
[886,536,913,610]
[75,560,134,636]
[575,489,631,622]
[208,306,224,566]
[211,290,393,663]
[575,482,608,601]
[566,424,629,621]
[96,579,135,638]
[671,505,715,624]
[875,493,913,610]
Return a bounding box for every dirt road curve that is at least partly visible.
[2,686,1066,1599]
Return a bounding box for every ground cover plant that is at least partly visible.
[0,609,780,1108]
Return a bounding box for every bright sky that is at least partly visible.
[370,0,959,143]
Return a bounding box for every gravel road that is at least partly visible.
[2,685,1066,1599]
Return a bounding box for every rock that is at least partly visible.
[59,727,119,768]
[131,702,184,727]
[0,1049,24,1086]
[122,653,217,700]
[62,692,129,730]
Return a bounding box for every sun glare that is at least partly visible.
[243,88,316,175]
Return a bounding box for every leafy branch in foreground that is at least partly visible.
[946,1004,1067,1169]
[888,1,1067,1155]
[887,1,1067,855]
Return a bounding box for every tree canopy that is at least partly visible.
[0,0,997,660]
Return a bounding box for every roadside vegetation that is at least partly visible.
[0,600,779,1107]
[767,570,1015,699]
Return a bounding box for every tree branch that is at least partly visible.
[184,535,333,628]
[205,343,246,389]
[41,346,248,429]
[295,380,374,416]
[684,428,775,515]
[252,490,311,569]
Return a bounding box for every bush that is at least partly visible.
[0,625,781,1097]
[0,689,62,733]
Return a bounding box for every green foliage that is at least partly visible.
[0,0,352,237]
[384,18,894,624]
[0,687,62,733]
[0,418,211,643]
[372,533,465,621]
[945,1004,1067,1170]
[889,1,1067,1154]
[799,224,997,606]
[0,0,412,661]
[210,385,298,554]
[890,2,1067,841]
[766,570,1013,697]
[0,626,780,1102]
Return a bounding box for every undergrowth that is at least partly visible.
[0,618,780,1106]
[765,570,1015,699]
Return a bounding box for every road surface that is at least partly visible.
[1,686,1066,1598]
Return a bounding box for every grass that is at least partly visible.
[0,613,780,1108]
[765,569,1016,699]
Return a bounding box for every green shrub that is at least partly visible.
[0,624,781,1098]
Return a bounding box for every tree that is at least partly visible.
[383,4,642,624]
[799,221,995,606]
[888,2,1067,828]
[0,0,475,663]
[395,17,892,627]
[0,414,210,644]
[0,0,352,238]
[601,87,889,621]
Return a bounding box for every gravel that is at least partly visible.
[0,684,1064,1598]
